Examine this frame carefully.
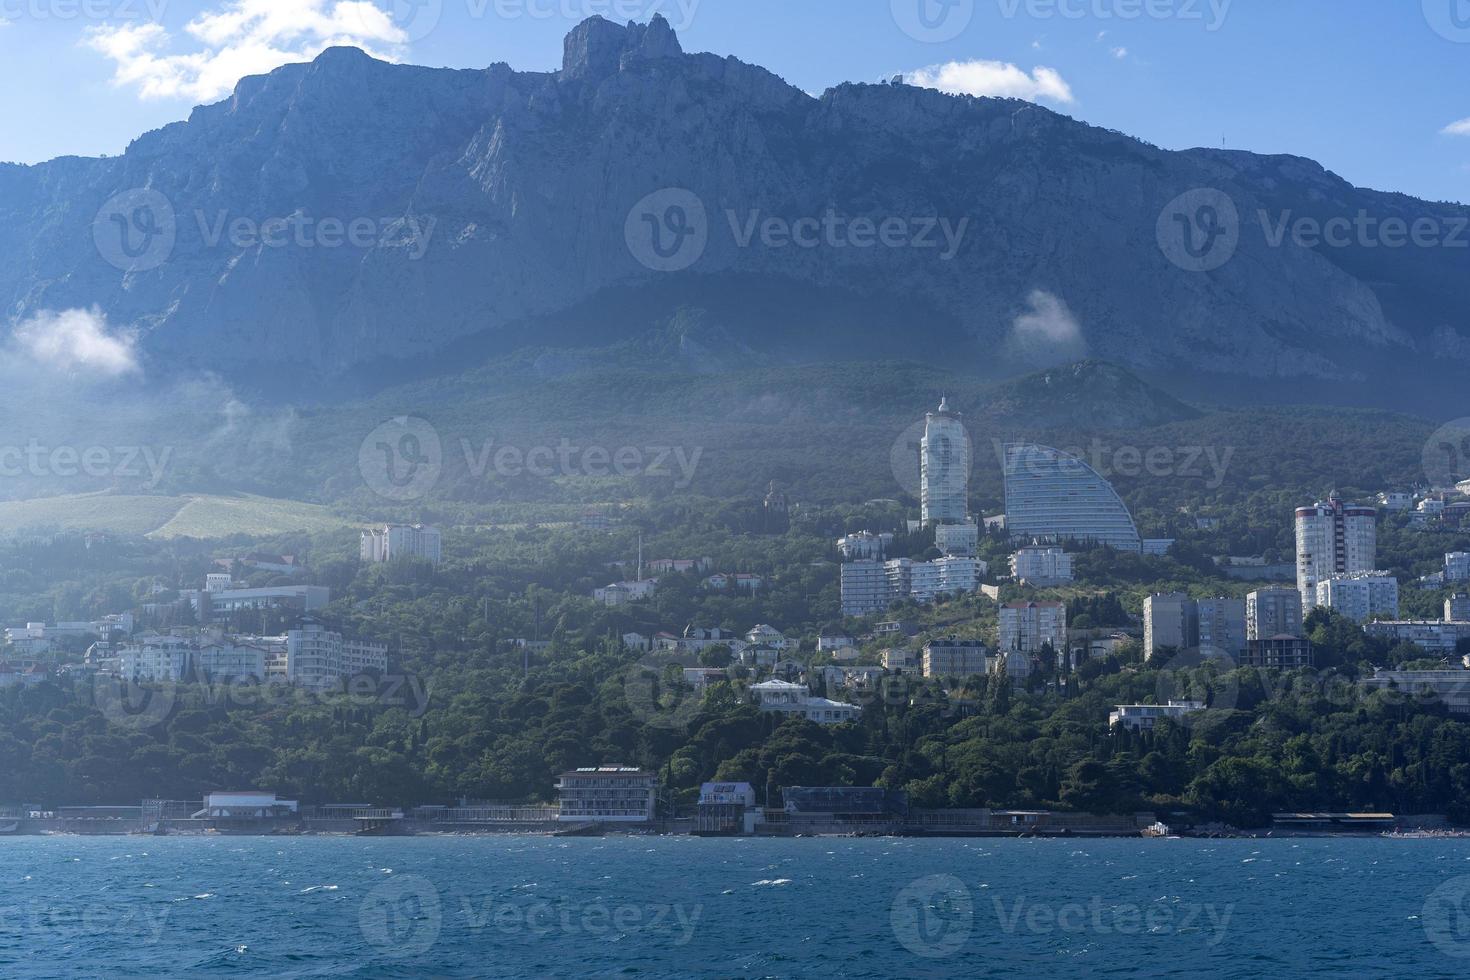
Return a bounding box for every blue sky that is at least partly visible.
[2,0,1468,203]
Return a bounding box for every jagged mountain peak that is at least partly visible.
[561,14,683,79]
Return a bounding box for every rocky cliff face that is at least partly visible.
[1,15,1465,404]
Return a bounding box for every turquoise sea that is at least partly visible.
[2,835,1469,977]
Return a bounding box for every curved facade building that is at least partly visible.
[921,398,971,525]
[1002,444,1142,552]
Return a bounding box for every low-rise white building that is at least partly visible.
[922,640,991,679]
[1010,546,1074,586]
[1364,621,1470,655]
[556,766,657,823]
[1110,701,1205,731]
[935,522,980,558]
[1315,572,1399,623]
[749,679,861,724]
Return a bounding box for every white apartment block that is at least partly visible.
[1364,621,1470,655]
[921,399,970,525]
[837,532,893,560]
[1447,553,1470,583]
[749,680,861,724]
[287,623,389,687]
[1315,572,1400,624]
[935,522,980,558]
[1295,495,1377,609]
[555,767,658,823]
[361,524,443,566]
[1144,594,1195,656]
[840,560,890,618]
[1110,701,1205,731]
[922,640,991,678]
[1010,546,1074,586]
[998,602,1066,655]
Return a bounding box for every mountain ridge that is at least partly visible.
[1,15,1466,410]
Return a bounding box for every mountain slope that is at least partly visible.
[1,15,1466,408]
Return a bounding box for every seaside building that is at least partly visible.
[1295,494,1377,610]
[286,623,389,687]
[555,766,658,823]
[922,640,991,679]
[1002,444,1143,552]
[361,524,443,567]
[921,398,970,526]
[1010,546,1074,586]
[1315,572,1399,624]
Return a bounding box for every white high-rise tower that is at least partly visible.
[921,398,970,525]
[1295,493,1377,610]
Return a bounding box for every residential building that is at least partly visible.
[1295,494,1377,609]
[1144,594,1196,657]
[836,532,893,561]
[697,782,761,835]
[1315,572,1400,624]
[1363,621,1470,656]
[1449,595,1470,623]
[1110,701,1206,731]
[817,631,855,652]
[745,625,789,650]
[1361,671,1470,715]
[1010,546,1074,586]
[0,663,47,689]
[198,792,298,819]
[1379,491,1414,512]
[1243,636,1315,670]
[840,560,890,618]
[361,524,443,566]
[592,579,658,607]
[1195,598,1248,659]
[1447,553,1470,583]
[921,398,970,525]
[118,634,267,684]
[555,767,658,823]
[922,640,990,679]
[1145,594,1246,659]
[935,522,980,557]
[1247,588,1305,641]
[287,623,389,687]
[749,680,861,724]
[191,585,331,620]
[1003,443,1143,552]
[882,648,920,671]
[998,601,1067,655]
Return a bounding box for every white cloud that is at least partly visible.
[85,0,409,102]
[1006,290,1088,366]
[10,308,140,377]
[1442,118,1470,136]
[906,60,1075,105]
[1111,47,1129,60]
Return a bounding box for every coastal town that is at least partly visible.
[3,402,1470,838]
